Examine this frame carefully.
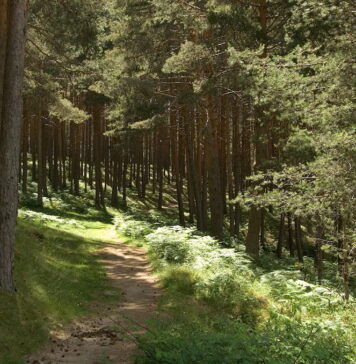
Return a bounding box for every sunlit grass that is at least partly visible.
[0,196,118,364]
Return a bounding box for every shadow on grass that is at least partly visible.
[0,219,113,364]
[25,204,114,225]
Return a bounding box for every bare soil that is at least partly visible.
[28,237,160,364]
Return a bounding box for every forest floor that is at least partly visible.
[28,229,160,364]
[1,190,354,363]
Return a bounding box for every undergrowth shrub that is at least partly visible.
[196,270,268,324]
[19,209,83,228]
[161,266,201,295]
[114,213,355,363]
[144,225,269,322]
[147,226,195,264]
[136,316,355,364]
[260,270,346,316]
[114,214,153,240]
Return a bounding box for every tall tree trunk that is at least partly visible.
[260,208,266,250]
[22,105,29,194]
[171,108,185,226]
[276,213,285,258]
[295,216,304,262]
[0,0,8,131]
[315,223,324,284]
[0,0,27,293]
[246,206,262,256]
[206,101,224,239]
[184,113,202,227]
[93,105,104,208]
[246,0,269,256]
[111,143,119,207]
[52,120,59,192]
[37,112,43,207]
[287,212,295,257]
[336,213,343,276]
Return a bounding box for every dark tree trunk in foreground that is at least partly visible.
[0,0,27,293]
[0,0,8,130]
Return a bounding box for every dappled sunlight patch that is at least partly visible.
[0,202,115,363]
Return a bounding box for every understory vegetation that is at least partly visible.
[0,190,117,364]
[114,211,355,363]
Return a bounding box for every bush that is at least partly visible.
[146,226,195,264]
[161,266,201,295]
[145,225,267,322]
[196,270,267,324]
[114,214,153,240]
[136,316,355,364]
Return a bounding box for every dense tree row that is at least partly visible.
[0,0,354,297]
[94,0,354,299]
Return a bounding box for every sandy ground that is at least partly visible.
[28,238,160,364]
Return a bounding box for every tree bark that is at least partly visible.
[0,0,8,131]
[206,101,224,239]
[246,206,262,256]
[0,0,27,293]
[295,216,304,262]
[37,111,43,207]
[22,104,29,194]
[276,213,285,258]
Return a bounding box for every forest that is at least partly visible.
[0,0,355,363]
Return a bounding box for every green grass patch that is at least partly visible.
[0,197,118,364]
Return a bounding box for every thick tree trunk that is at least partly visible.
[276,213,285,258]
[295,216,304,262]
[52,120,60,192]
[22,107,28,194]
[206,102,224,239]
[0,0,27,293]
[315,223,324,284]
[37,112,43,207]
[0,0,8,131]
[246,206,261,256]
[260,209,266,250]
[111,144,119,207]
[184,114,202,227]
[171,109,185,226]
[93,105,104,208]
[246,0,269,256]
[287,212,295,257]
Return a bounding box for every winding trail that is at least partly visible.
[28,233,160,364]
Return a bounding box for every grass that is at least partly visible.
[0,195,118,364]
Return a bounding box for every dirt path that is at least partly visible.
[28,235,160,364]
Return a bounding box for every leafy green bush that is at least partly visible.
[136,316,355,364]
[114,214,153,240]
[144,225,268,322]
[260,270,346,316]
[196,270,267,323]
[146,226,196,264]
[161,266,201,295]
